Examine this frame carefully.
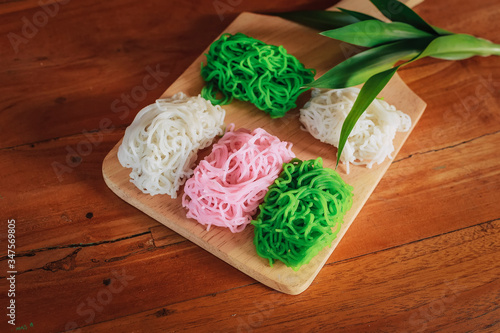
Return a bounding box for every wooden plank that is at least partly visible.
[398,58,500,158]
[0,0,422,150]
[331,131,500,261]
[80,219,500,332]
[0,131,164,254]
[103,5,427,294]
[330,0,425,18]
[3,234,254,332]
[0,0,337,149]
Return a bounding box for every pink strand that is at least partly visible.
[182,127,295,233]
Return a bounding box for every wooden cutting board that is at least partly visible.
[103,0,426,294]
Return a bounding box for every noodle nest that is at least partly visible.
[182,127,295,233]
[300,87,411,173]
[117,93,225,198]
[201,33,316,118]
[252,157,353,270]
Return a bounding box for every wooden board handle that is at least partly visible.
[329,0,424,17]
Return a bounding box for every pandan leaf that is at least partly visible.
[370,0,438,35]
[307,37,432,88]
[416,34,500,60]
[432,26,453,36]
[276,0,500,169]
[275,10,361,31]
[321,20,433,47]
[337,7,381,22]
[336,67,399,167]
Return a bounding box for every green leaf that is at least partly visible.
[333,33,500,166]
[370,0,438,35]
[337,7,381,22]
[275,10,361,31]
[432,26,453,36]
[336,67,399,167]
[276,0,500,170]
[307,37,432,89]
[416,34,500,60]
[321,20,433,47]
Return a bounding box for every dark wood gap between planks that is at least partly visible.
[393,129,500,163]
[0,124,129,151]
[0,231,151,263]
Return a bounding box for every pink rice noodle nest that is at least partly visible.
[182,126,295,233]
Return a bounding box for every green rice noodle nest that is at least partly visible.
[252,157,353,270]
[201,32,316,118]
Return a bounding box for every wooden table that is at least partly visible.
[1,0,499,332]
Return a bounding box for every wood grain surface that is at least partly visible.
[102,4,427,294]
[1,0,499,332]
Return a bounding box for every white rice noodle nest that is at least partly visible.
[300,87,411,174]
[118,92,225,197]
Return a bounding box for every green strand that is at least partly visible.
[252,157,354,270]
[201,33,316,118]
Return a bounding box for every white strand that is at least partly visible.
[300,87,412,174]
[118,92,225,197]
